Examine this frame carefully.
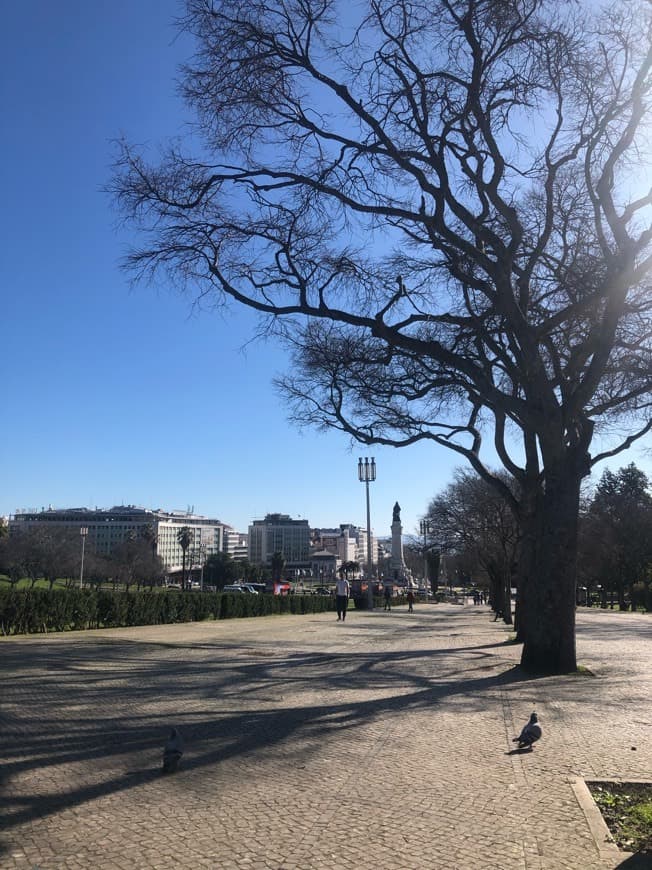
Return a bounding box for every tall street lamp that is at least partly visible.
[79,527,88,589]
[358,456,376,610]
[419,519,432,587]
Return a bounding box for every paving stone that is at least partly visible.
[1,605,650,868]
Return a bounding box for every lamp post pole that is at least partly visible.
[199,545,206,592]
[358,456,376,610]
[419,519,431,587]
[79,527,88,590]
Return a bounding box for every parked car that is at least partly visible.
[314,587,332,595]
[222,584,259,594]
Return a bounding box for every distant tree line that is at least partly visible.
[0,528,292,592]
[202,552,264,587]
[578,464,652,612]
[420,462,652,618]
[0,526,164,591]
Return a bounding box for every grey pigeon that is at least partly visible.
[162,727,184,773]
[513,712,542,750]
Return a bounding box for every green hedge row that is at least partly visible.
[0,588,336,635]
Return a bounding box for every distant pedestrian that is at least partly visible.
[406,587,415,613]
[335,575,350,621]
[384,585,392,611]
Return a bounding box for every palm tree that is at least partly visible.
[177,526,193,590]
[270,551,286,583]
[341,560,359,580]
[141,522,158,559]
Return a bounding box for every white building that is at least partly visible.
[9,506,225,573]
[311,524,378,572]
[222,526,249,561]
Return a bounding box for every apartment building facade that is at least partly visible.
[311,523,378,572]
[222,526,249,561]
[248,513,311,567]
[9,506,225,573]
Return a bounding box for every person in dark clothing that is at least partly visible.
[335,575,350,621]
[383,585,392,611]
[406,587,415,613]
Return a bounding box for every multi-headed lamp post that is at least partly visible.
[358,456,376,610]
[79,527,88,590]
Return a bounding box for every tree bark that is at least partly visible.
[518,462,581,673]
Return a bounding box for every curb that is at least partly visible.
[569,777,634,862]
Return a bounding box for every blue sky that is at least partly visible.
[2,1,650,539]
[1,0,464,538]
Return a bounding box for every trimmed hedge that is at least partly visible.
[0,588,336,635]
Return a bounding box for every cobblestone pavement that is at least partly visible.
[1,603,651,870]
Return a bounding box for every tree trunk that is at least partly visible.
[427,551,440,596]
[488,574,500,614]
[502,571,513,625]
[513,599,522,639]
[518,462,580,674]
[488,562,513,625]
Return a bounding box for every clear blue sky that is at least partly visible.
[2,1,649,537]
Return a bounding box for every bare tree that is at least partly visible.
[0,527,79,590]
[426,469,520,624]
[111,536,165,590]
[113,0,652,672]
[0,535,25,587]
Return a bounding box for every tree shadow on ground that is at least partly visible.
[615,854,652,868]
[0,623,540,839]
[4,606,638,853]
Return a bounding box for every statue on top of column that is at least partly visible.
[393,501,401,522]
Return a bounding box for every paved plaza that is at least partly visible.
[1,602,651,869]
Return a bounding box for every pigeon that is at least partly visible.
[162,727,184,773]
[513,712,542,750]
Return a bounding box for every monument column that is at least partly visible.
[390,501,407,582]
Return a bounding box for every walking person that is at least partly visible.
[384,584,392,611]
[335,574,350,621]
[406,586,415,613]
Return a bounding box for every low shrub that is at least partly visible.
[0,587,337,635]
